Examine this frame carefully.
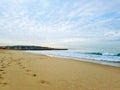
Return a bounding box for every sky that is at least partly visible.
[0,0,120,51]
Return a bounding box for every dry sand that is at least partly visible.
[0,50,120,90]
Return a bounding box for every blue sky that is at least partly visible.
[0,0,120,50]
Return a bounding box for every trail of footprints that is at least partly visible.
[14,58,50,85]
[0,57,12,87]
[0,56,50,87]
[14,58,37,77]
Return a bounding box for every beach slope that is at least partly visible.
[0,50,120,90]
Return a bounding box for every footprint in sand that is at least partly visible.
[2,72,6,74]
[17,62,21,65]
[16,61,27,69]
[0,82,8,87]
[0,74,4,81]
[1,66,6,69]
[0,69,4,71]
[0,76,4,80]
[22,66,26,69]
[2,82,8,85]
[1,64,4,66]
[25,70,37,77]
[24,69,38,78]
[26,69,31,72]
[32,74,37,77]
[40,80,50,85]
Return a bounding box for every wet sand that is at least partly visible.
[0,50,120,90]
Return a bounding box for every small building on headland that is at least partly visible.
[0,46,5,49]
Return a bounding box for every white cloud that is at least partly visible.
[0,0,120,48]
[104,31,120,40]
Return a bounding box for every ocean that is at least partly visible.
[25,50,120,67]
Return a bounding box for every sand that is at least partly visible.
[0,50,120,90]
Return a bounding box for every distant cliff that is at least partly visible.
[2,45,68,50]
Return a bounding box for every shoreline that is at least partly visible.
[25,51,120,68]
[0,50,120,90]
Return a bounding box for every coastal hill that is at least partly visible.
[0,45,68,50]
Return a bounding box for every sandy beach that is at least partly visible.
[0,50,120,90]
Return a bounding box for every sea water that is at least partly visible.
[25,50,120,67]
